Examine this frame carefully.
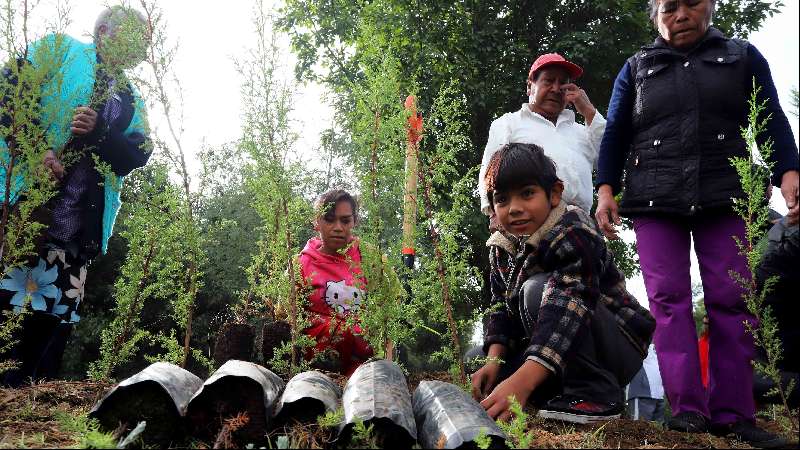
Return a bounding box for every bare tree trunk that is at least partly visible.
[282,197,299,373]
[420,167,466,386]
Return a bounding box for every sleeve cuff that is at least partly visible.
[483,334,512,354]
[526,355,556,374]
[588,111,606,131]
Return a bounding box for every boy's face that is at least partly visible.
[315,200,355,254]
[492,183,562,236]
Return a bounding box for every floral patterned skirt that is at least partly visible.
[0,243,88,323]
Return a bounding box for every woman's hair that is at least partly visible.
[94,5,147,39]
[314,189,359,222]
[484,143,561,206]
[648,0,716,24]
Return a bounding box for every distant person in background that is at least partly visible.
[753,212,799,409]
[0,6,152,386]
[626,344,666,424]
[595,0,798,446]
[698,315,710,389]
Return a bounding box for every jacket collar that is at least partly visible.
[486,202,568,255]
[644,26,727,54]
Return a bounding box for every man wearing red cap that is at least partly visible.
[478,53,605,225]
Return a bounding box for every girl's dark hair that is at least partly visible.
[484,143,561,207]
[315,189,359,221]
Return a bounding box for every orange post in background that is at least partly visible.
[402,95,423,270]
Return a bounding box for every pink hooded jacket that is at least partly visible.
[298,237,373,374]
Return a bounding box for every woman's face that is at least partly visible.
[316,200,355,255]
[655,0,713,50]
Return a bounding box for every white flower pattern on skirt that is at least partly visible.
[64,266,87,305]
[46,248,71,270]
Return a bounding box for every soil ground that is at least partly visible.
[1,378,797,449]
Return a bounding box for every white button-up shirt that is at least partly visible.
[478,104,606,215]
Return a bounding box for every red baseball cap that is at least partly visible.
[528,53,583,80]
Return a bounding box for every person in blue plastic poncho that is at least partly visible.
[0,6,152,386]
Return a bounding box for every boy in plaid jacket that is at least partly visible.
[471,143,655,423]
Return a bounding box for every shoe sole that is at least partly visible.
[537,410,620,424]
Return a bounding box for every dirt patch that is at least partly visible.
[0,380,110,449]
[600,419,742,449]
[406,370,453,391]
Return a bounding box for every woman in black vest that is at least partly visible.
[594,0,798,447]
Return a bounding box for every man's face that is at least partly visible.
[656,0,713,50]
[315,200,356,254]
[492,183,562,237]
[528,67,571,120]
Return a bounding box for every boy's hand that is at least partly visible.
[480,360,551,421]
[480,370,533,421]
[471,361,501,401]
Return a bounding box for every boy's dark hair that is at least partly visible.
[484,143,561,207]
[315,189,359,222]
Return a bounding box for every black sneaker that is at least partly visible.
[711,420,788,449]
[666,411,710,433]
[536,395,622,424]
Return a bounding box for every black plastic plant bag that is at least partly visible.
[413,380,507,449]
[185,360,285,443]
[273,370,342,424]
[89,361,203,444]
[339,360,417,447]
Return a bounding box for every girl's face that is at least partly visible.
[316,200,356,255]
[493,183,562,237]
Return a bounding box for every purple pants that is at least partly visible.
[633,213,756,425]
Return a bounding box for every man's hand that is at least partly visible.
[562,83,596,125]
[471,361,501,401]
[43,150,64,181]
[71,106,98,135]
[595,184,621,240]
[781,170,799,225]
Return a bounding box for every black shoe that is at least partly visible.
[537,395,622,424]
[666,411,709,433]
[711,420,788,449]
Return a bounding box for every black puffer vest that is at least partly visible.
[620,28,750,216]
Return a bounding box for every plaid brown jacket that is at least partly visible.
[484,202,655,376]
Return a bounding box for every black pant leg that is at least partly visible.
[521,274,643,405]
[1,311,72,386]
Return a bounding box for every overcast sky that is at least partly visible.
[20,0,800,309]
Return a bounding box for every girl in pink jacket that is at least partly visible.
[299,190,373,375]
